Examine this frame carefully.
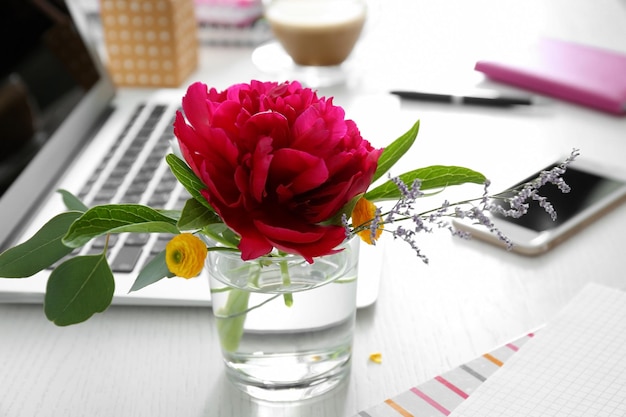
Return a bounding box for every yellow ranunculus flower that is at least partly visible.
[165,233,208,279]
[351,197,383,245]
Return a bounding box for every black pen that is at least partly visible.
[390,90,534,107]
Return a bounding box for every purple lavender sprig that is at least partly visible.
[346,149,580,262]
[488,150,579,220]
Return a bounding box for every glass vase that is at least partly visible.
[206,237,360,401]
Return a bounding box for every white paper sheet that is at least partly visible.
[451,283,626,417]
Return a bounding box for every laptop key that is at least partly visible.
[151,234,174,254]
[125,233,150,246]
[120,193,142,204]
[95,187,117,200]
[147,193,169,206]
[111,246,143,273]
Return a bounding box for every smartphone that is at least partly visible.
[452,159,626,255]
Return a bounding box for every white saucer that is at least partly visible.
[251,41,353,88]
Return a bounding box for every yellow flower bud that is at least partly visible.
[351,197,383,245]
[165,233,208,279]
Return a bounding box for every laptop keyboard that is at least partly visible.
[74,103,192,275]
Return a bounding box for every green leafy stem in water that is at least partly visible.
[212,254,357,352]
[213,260,278,352]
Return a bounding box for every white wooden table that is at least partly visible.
[1,0,626,415]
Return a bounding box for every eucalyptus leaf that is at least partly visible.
[222,228,240,246]
[178,198,221,230]
[205,223,228,235]
[371,120,420,183]
[63,204,179,248]
[156,209,182,221]
[0,211,82,278]
[44,254,115,326]
[203,223,240,248]
[129,251,174,292]
[366,165,487,201]
[57,189,88,212]
[166,154,214,211]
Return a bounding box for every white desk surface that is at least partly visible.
[2,0,626,416]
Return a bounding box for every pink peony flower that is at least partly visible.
[173,80,383,262]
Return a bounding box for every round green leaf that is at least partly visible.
[44,254,115,326]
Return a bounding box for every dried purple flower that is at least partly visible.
[346,149,579,262]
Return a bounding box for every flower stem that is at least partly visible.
[351,196,489,235]
[279,259,293,307]
[216,288,250,352]
[214,263,259,352]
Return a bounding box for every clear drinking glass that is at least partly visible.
[252,0,368,88]
[206,237,360,401]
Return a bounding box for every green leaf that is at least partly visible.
[166,154,214,211]
[57,189,89,212]
[365,165,487,201]
[0,211,82,278]
[177,198,221,230]
[371,120,420,183]
[156,209,182,221]
[129,251,174,292]
[63,204,179,248]
[44,254,115,326]
[203,223,240,249]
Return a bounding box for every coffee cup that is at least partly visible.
[264,0,367,68]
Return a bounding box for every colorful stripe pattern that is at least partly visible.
[354,333,535,417]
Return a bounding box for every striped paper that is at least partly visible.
[354,333,535,417]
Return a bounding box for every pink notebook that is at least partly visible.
[475,38,626,115]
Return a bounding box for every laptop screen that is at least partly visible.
[0,0,100,195]
[0,0,115,249]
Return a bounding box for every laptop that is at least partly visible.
[0,0,381,308]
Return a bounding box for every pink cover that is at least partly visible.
[475,38,626,115]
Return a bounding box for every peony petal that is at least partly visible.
[271,149,329,196]
[238,231,273,260]
[174,112,203,174]
[241,111,289,150]
[180,82,212,138]
[201,177,242,212]
[233,165,250,203]
[186,128,239,185]
[255,220,324,244]
[211,100,249,138]
[300,176,358,223]
[255,221,347,262]
[250,136,273,202]
[291,105,347,153]
[203,194,273,261]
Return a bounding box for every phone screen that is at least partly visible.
[492,165,626,232]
